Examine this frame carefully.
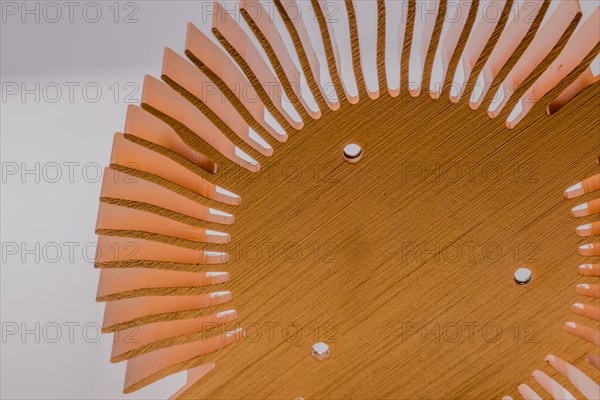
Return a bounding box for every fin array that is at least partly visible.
[503,161,600,400]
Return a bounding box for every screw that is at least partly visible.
[343,143,362,163]
[514,267,533,285]
[311,342,330,360]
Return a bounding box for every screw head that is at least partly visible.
[514,268,533,285]
[311,342,330,360]
[343,143,362,163]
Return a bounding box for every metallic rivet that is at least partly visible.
[514,268,533,285]
[343,143,362,163]
[311,342,330,360]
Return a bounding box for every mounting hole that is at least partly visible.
[514,268,533,286]
[311,342,330,360]
[343,143,362,163]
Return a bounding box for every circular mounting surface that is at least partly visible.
[163,91,599,399]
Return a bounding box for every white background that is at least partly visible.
[1,1,219,398]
